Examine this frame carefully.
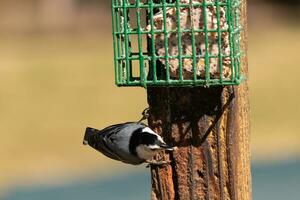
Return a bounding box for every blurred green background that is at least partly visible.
[0,0,299,199]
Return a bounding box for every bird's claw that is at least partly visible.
[138,108,150,123]
[145,159,171,168]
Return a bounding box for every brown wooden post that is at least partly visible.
[146,1,251,199]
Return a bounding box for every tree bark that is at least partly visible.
[147,1,251,200]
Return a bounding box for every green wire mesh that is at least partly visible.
[112,0,242,87]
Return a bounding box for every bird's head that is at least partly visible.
[131,127,172,160]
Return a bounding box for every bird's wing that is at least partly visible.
[100,122,146,164]
[87,128,121,161]
[100,123,133,156]
[97,122,141,162]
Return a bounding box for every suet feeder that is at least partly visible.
[111,0,243,87]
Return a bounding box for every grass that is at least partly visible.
[0,23,300,192]
[248,25,300,161]
[0,32,148,190]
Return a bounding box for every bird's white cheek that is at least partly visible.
[136,145,160,160]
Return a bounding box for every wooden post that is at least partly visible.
[147,1,251,199]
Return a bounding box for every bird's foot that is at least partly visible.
[138,108,150,123]
[145,158,171,168]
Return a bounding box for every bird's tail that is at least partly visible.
[83,127,99,145]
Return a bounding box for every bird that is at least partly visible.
[83,122,173,165]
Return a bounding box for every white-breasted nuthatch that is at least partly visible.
[83,122,172,165]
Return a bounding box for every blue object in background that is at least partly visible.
[3,160,300,200]
[3,172,151,200]
[252,160,300,200]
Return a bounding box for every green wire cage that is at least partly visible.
[111,0,243,87]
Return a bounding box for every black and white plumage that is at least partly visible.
[83,122,171,165]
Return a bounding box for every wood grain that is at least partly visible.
[146,1,251,199]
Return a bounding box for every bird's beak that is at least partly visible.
[159,142,174,151]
